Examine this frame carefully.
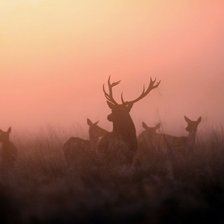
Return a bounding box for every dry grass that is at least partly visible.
[0,129,224,223]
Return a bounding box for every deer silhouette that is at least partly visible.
[140,116,202,154]
[63,118,108,167]
[138,122,161,152]
[98,76,161,163]
[162,116,201,153]
[0,127,17,169]
[87,119,109,151]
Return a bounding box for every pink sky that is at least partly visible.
[0,0,223,135]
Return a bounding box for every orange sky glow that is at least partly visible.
[0,0,224,136]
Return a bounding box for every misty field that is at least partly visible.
[0,128,224,224]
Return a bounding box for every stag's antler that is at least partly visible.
[121,77,161,105]
[103,76,121,105]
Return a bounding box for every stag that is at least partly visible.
[0,127,18,169]
[63,118,109,167]
[98,76,161,163]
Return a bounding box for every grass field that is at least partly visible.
[0,128,224,224]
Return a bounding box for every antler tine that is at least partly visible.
[103,76,121,105]
[149,77,161,89]
[121,77,161,105]
[145,77,161,92]
[121,92,126,104]
[103,84,111,101]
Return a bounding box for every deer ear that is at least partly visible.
[184,116,191,123]
[94,121,99,125]
[7,127,12,134]
[197,116,202,124]
[87,118,92,126]
[142,122,148,130]
[106,101,114,109]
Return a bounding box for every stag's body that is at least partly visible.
[98,76,160,164]
[63,119,108,167]
[99,104,138,155]
[0,127,17,169]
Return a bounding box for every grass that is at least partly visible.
[1,129,224,224]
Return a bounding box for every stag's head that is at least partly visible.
[103,76,161,126]
[184,116,201,134]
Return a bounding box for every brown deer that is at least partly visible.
[162,116,201,153]
[138,122,161,152]
[98,76,161,164]
[136,117,201,179]
[63,118,109,167]
[143,116,202,154]
[0,127,18,169]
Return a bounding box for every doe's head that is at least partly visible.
[184,116,201,133]
[142,122,161,135]
[87,118,108,139]
[0,127,12,142]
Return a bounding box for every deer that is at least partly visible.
[134,122,162,170]
[63,118,109,167]
[160,116,202,153]
[98,76,161,164]
[142,116,202,155]
[137,117,201,180]
[138,122,161,152]
[0,127,18,169]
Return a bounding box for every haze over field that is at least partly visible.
[0,0,223,134]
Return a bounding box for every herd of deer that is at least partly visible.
[63,76,201,168]
[0,76,201,169]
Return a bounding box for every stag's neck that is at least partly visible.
[112,118,137,151]
[113,119,136,136]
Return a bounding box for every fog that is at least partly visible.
[0,0,223,136]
